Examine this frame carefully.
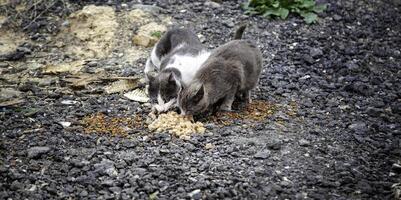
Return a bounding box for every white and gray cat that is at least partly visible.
[178,39,263,116]
[145,27,210,113]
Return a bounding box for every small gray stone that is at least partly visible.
[27,146,51,158]
[299,139,310,147]
[188,189,202,199]
[80,190,88,197]
[254,149,271,159]
[94,159,118,177]
[0,62,9,68]
[10,180,23,191]
[71,159,90,168]
[223,20,235,28]
[267,138,283,150]
[101,180,115,187]
[109,186,122,194]
[204,1,221,8]
[86,61,98,67]
[131,4,164,14]
[310,48,323,58]
[392,163,401,172]
[345,61,359,70]
[280,180,292,187]
[17,47,31,53]
[333,14,342,21]
[349,122,368,134]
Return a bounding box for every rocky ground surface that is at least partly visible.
[1,0,400,199]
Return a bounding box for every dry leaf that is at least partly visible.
[124,88,149,102]
[104,79,139,94]
[43,60,85,74]
[72,74,102,89]
[0,98,25,107]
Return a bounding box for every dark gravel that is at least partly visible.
[1,0,401,199]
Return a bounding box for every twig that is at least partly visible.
[65,75,141,81]
[23,0,57,30]
[22,128,43,134]
[99,77,141,81]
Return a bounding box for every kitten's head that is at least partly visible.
[147,71,181,106]
[178,81,209,116]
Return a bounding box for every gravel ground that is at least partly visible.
[1,0,401,199]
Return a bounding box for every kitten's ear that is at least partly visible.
[193,84,204,103]
[147,72,157,81]
[168,72,175,83]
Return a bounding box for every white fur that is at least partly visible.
[165,50,211,85]
[157,93,165,105]
[155,81,181,112]
[144,58,155,82]
[153,99,177,113]
[150,47,161,70]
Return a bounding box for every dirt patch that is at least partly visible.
[0,29,26,56]
[58,5,118,59]
[127,9,152,25]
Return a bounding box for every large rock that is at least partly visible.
[132,22,167,47]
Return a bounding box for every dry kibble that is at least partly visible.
[147,111,205,139]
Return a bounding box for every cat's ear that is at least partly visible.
[147,72,156,81]
[168,72,176,83]
[192,84,204,103]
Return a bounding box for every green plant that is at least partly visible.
[150,31,162,38]
[242,0,327,24]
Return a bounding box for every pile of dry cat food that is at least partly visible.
[81,112,143,136]
[148,111,206,139]
[209,100,277,125]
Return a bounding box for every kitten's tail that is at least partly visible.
[233,23,247,40]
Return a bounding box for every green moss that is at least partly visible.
[242,0,327,24]
[150,31,162,38]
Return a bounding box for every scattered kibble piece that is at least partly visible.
[208,100,277,125]
[205,143,214,150]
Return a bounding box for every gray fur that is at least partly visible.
[178,40,263,115]
[154,28,203,63]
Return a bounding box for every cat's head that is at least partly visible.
[178,81,209,116]
[147,70,182,107]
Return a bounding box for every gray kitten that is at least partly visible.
[178,40,263,116]
[145,27,210,112]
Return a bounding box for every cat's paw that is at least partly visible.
[219,105,232,112]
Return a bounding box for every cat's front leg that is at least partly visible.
[153,99,177,113]
[144,58,155,83]
[244,90,252,104]
[219,89,237,111]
